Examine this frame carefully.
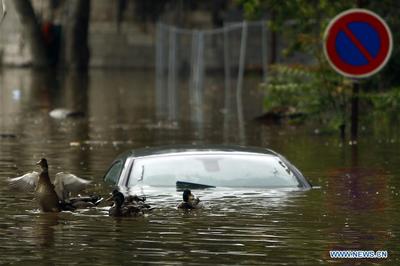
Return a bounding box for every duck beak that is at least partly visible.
[188,193,195,201]
[105,194,114,202]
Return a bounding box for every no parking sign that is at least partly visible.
[323,9,392,78]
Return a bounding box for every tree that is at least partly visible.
[13,0,48,67]
[237,0,400,88]
[64,0,91,70]
[13,0,91,70]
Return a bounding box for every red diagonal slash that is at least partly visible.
[341,25,374,62]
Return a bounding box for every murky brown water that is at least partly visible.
[0,69,399,265]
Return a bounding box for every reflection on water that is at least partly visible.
[0,69,400,265]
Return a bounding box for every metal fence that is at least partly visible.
[155,21,268,131]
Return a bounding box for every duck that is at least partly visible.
[8,158,97,212]
[177,189,201,210]
[59,195,104,211]
[107,190,152,217]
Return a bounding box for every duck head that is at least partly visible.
[106,189,125,208]
[112,191,125,208]
[182,189,195,203]
[106,189,119,200]
[36,158,48,170]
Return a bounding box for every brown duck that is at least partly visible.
[177,189,201,210]
[9,158,96,212]
[107,189,152,217]
[35,158,61,212]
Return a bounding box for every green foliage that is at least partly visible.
[362,87,400,113]
[236,0,262,20]
[263,63,351,128]
[236,0,353,55]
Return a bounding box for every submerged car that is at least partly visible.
[104,145,311,190]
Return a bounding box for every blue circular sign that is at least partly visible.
[324,9,393,78]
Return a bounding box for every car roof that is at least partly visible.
[108,144,312,190]
[114,144,279,161]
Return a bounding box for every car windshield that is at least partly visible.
[128,153,299,187]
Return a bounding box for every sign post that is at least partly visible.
[323,9,393,142]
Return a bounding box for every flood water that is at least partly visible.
[0,69,399,265]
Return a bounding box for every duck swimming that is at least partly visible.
[107,190,152,217]
[177,189,201,210]
[59,195,104,211]
[9,158,98,212]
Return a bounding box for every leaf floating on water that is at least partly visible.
[83,140,108,146]
[0,133,17,139]
[70,142,81,147]
[112,141,125,146]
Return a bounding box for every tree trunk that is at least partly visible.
[13,0,49,68]
[64,0,91,70]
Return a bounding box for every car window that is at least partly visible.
[128,153,299,187]
[104,161,123,184]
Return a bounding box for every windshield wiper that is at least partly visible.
[176,181,215,190]
[138,165,144,181]
[278,160,291,175]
